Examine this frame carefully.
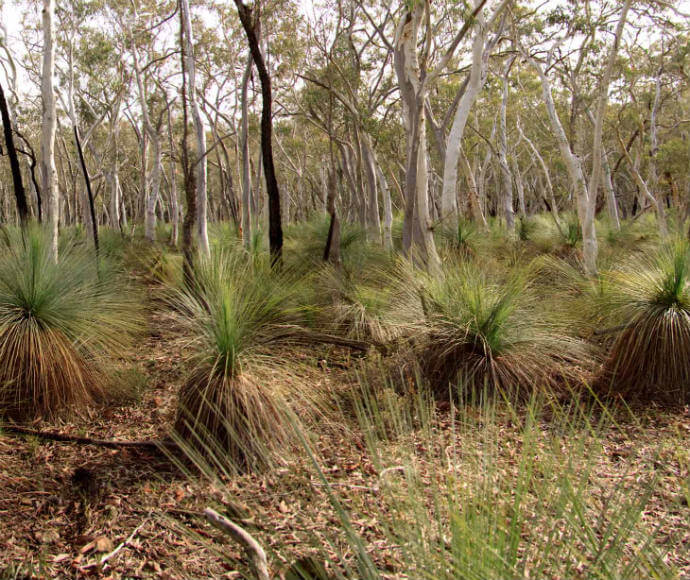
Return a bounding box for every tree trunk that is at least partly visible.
[73,126,99,254]
[0,81,28,225]
[533,61,597,274]
[167,105,179,246]
[179,0,196,283]
[587,0,631,241]
[180,0,209,255]
[40,0,58,259]
[235,0,283,264]
[441,9,486,223]
[498,57,515,230]
[393,2,440,272]
[240,53,253,248]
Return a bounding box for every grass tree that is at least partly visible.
[171,247,302,472]
[0,228,142,420]
[417,263,592,399]
[598,239,690,404]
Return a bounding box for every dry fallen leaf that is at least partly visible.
[95,536,114,552]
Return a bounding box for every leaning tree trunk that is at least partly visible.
[73,127,99,254]
[534,61,597,274]
[440,9,486,223]
[40,0,58,259]
[0,81,28,226]
[235,0,283,264]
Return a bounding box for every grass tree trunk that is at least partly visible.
[180,0,209,255]
[235,0,283,264]
[40,0,58,259]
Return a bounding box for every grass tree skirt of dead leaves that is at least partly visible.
[0,227,143,421]
[173,369,293,473]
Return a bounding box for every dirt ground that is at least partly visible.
[1,297,689,579]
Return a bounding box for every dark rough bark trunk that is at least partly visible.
[180,0,197,285]
[73,126,99,255]
[235,0,283,264]
[0,81,29,226]
[323,166,340,266]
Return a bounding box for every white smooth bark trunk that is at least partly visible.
[394,2,440,272]
[534,62,597,274]
[499,59,514,229]
[40,0,58,258]
[440,11,486,222]
[588,0,631,240]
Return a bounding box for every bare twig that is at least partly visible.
[80,519,150,571]
[204,507,270,580]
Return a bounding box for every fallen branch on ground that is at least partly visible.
[272,326,377,353]
[0,425,173,450]
[204,507,270,580]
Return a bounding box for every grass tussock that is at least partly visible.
[310,260,420,344]
[333,386,676,579]
[0,227,142,421]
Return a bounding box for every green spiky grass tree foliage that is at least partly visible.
[0,227,142,420]
[437,218,477,258]
[171,247,304,472]
[598,239,690,404]
[418,264,591,399]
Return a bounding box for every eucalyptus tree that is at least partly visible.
[355,0,514,270]
[300,0,399,246]
[518,0,633,274]
[41,0,59,258]
[179,0,209,254]
[234,0,285,262]
[428,0,509,227]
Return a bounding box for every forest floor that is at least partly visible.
[0,289,689,579]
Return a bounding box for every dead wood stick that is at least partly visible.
[0,425,172,450]
[81,519,150,571]
[204,507,270,580]
[592,323,631,336]
[271,326,374,353]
